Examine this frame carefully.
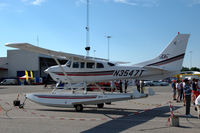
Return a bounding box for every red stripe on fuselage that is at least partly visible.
[57,73,113,76]
[36,96,97,99]
[54,71,114,76]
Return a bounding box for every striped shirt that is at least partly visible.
[184,84,192,96]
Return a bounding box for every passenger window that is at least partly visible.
[72,62,79,68]
[80,62,85,68]
[97,63,104,68]
[87,62,95,68]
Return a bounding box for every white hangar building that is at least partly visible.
[0,49,67,81]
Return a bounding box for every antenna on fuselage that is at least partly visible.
[85,0,90,57]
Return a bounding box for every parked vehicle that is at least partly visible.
[144,80,154,86]
[87,82,120,91]
[151,81,169,86]
[0,79,18,85]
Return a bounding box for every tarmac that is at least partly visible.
[0,85,200,133]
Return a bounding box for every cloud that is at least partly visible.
[75,0,158,6]
[32,0,46,5]
[21,0,46,6]
[113,0,159,7]
[113,0,137,6]
[75,0,87,6]
[188,0,200,6]
[0,2,8,10]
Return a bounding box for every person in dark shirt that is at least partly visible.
[135,80,140,93]
[171,80,177,100]
[184,79,192,117]
[124,80,128,93]
[192,78,198,105]
[180,79,184,102]
[119,80,123,93]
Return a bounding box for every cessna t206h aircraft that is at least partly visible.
[6,33,190,111]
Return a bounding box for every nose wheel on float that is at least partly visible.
[74,104,83,112]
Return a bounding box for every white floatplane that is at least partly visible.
[6,33,190,111]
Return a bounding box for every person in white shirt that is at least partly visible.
[195,95,200,119]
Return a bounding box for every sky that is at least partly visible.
[0,0,200,68]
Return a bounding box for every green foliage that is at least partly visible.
[191,67,200,72]
[181,67,200,72]
[181,67,190,71]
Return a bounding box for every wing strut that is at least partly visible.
[51,56,72,93]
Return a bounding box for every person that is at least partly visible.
[184,78,192,117]
[124,80,128,93]
[171,80,177,101]
[195,95,200,119]
[110,81,115,93]
[196,79,200,97]
[135,80,140,93]
[197,79,200,94]
[44,74,50,88]
[140,80,144,94]
[119,80,123,93]
[192,78,198,105]
[180,79,184,102]
[176,80,181,102]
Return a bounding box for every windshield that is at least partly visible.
[66,60,71,67]
[107,62,115,66]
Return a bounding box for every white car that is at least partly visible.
[144,81,154,86]
[152,81,169,86]
[0,79,18,85]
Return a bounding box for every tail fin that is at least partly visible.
[135,33,190,72]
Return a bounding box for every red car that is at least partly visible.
[87,82,120,91]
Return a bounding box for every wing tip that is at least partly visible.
[5,43,31,47]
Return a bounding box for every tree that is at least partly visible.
[190,67,200,72]
[181,67,190,71]
[181,67,200,72]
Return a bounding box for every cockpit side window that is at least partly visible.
[108,62,115,66]
[87,62,95,68]
[72,62,79,68]
[80,62,85,68]
[66,61,71,67]
[97,63,104,68]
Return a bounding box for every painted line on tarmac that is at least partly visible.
[1,116,199,124]
[0,116,109,121]
[131,101,161,107]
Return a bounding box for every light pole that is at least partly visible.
[106,36,111,61]
[85,0,90,57]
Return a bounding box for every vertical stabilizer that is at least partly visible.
[135,33,190,72]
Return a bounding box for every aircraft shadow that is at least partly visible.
[36,107,144,116]
[81,106,181,133]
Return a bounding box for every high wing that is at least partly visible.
[5,43,108,61]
